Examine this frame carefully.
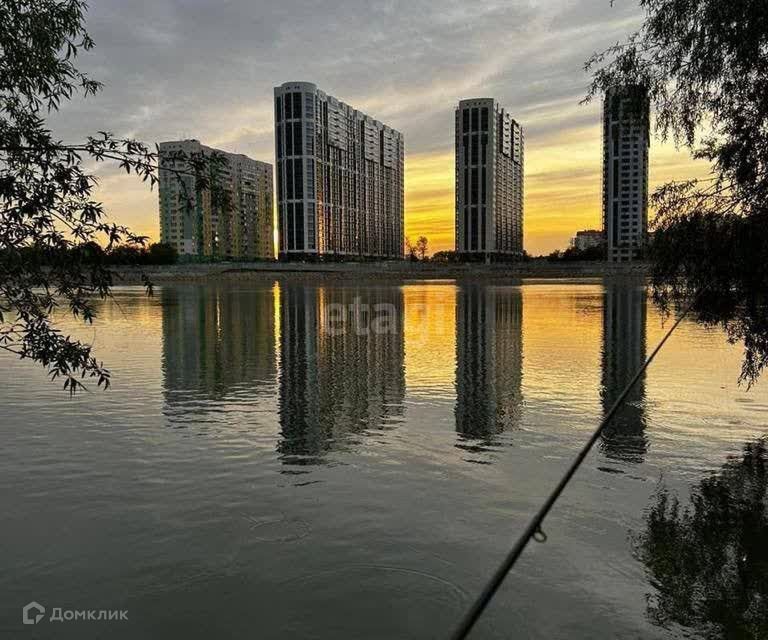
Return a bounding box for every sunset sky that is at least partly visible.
[52,0,710,256]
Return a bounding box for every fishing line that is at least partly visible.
[449,294,698,640]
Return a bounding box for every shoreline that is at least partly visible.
[111,260,650,285]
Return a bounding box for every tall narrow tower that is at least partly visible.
[455,99,524,260]
[602,86,650,262]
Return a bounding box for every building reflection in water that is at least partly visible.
[600,279,648,463]
[161,283,277,419]
[455,284,523,451]
[277,283,406,466]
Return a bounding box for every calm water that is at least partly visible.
[1,277,766,639]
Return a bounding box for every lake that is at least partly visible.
[1,277,766,639]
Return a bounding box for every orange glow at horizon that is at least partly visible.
[96,127,711,258]
[404,153,456,253]
[404,125,712,257]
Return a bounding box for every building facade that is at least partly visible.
[455,98,524,259]
[274,82,404,259]
[602,87,650,262]
[571,229,605,252]
[158,139,274,260]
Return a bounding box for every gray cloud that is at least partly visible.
[52,0,642,158]
[47,0,648,252]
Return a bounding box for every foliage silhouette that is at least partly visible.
[586,0,768,384]
[0,0,227,391]
[635,438,768,639]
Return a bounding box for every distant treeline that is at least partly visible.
[547,245,606,262]
[3,242,179,266]
[418,248,607,262]
[430,250,533,263]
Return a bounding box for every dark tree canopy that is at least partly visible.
[586,0,768,384]
[415,236,429,261]
[0,0,226,392]
[635,438,768,639]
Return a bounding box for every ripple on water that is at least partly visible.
[275,564,469,638]
[240,513,311,543]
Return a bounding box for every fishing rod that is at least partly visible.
[449,295,697,640]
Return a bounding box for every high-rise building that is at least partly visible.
[455,98,524,259]
[273,82,404,259]
[158,139,274,260]
[602,86,650,262]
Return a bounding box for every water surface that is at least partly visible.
[1,277,766,639]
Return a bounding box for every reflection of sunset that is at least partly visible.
[94,288,164,329]
[521,283,604,405]
[402,283,457,393]
[273,280,281,364]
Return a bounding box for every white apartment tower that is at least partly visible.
[158,140,274,260]
[602,87,650,262]
[455,99,524,259]
[274,82,404,259]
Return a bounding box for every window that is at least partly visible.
[286,160,294,199]
[286,125,293,158]
[464,207,469,250]
[470,206,478,250]
[305,122,314,155]
[295,202,304,250]
[292,93,302,120]
[294,159,303,199]
[287,202,295,250]
[293,121,302,155]
[306,206,315,250]
[304,93,314,118]
[306,159,315,199]
[480,208,486,251]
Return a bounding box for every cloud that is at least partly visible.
[46,0,702,255]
